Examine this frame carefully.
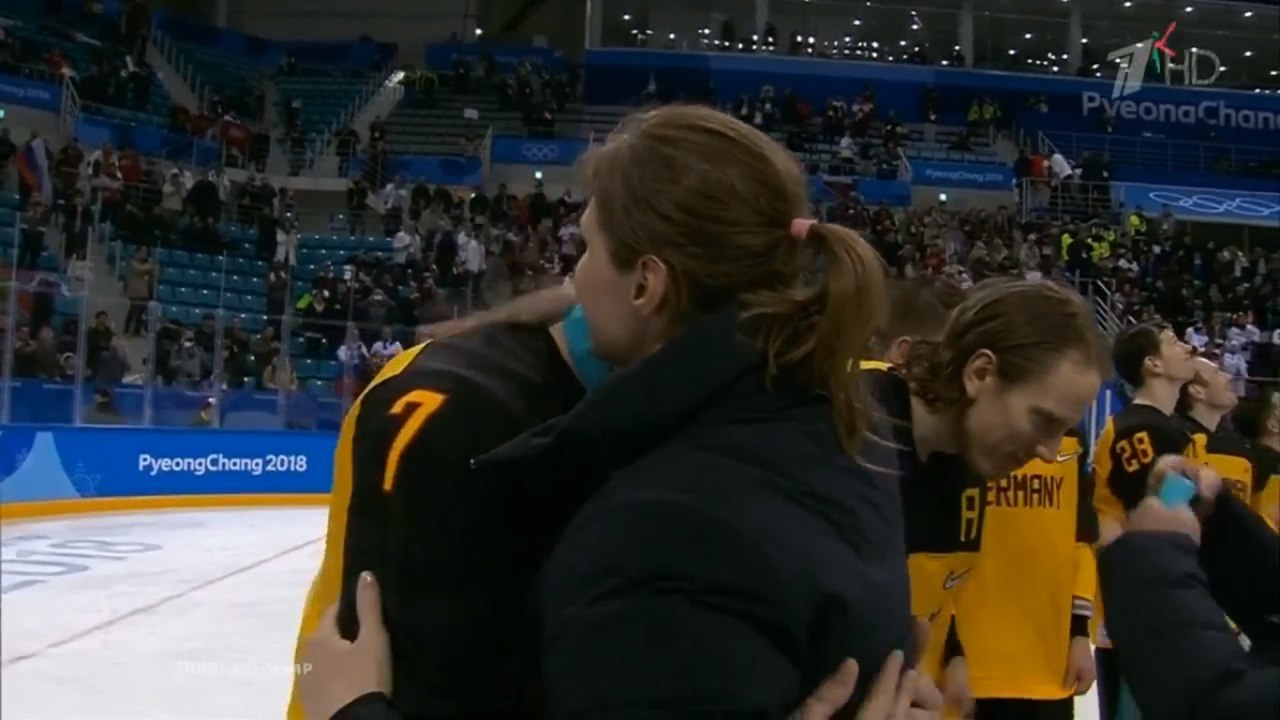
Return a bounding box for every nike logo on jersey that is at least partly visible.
[942,568,971,591]
[1056,451,1081,463]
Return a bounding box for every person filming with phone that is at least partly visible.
[1098,456,1279,720]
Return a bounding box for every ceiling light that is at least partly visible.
[668,32,675,40]
[1244,11,1253,18]
[1024,32,1033,39]
[1184,6,1193,13]
[853,19,863,26]
[1244,50,1254,57]
[1008,49,1017,55]
[622,13,631,21]
[1081,38,1089,44]
[1123,1,1132,7]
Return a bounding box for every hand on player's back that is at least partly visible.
[300,571,942,720]
[298,572,392,720]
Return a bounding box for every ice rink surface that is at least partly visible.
[1,509,1102,719]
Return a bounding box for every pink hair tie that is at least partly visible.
[790,218,817,241]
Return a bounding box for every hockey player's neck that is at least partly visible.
[1132,380,1180,416]
[1186,406,1225,433]
[909,395,960,459]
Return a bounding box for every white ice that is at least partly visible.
[0,509,1101,719]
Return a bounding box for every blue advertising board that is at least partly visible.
[490,136,589,167]
[0,74,62,114]
[910,161,1014,191]
[0,426,335,503]
[1114,182,1280,227]
[582,50,1279,145]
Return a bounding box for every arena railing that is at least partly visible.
[1040,130,1278,176]
[1018,177,1120,224]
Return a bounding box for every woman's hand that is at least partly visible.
[1146,455,1222,508]
[298,572,392,720]
[793,619,944,720]
[1125,497,1202,544]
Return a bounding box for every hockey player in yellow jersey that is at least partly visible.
[1231,393,1280,531]
[1176,356,1261,505]
[1091,322,1196,720]
[954,428,1099,720]
[861,279,1105,719]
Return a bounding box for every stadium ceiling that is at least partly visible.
[607,0,1280,90]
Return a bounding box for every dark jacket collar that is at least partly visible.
[476,306,787,473]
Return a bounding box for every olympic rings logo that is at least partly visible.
[520,143,561,162]
[1147,191,1280,217]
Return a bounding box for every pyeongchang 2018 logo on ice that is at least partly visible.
[1107,21,1221,99]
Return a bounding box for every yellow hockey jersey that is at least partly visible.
[864,363,986,680]
[955,431,1099,700]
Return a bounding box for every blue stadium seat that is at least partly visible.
[194,289,217,307]
[290,336,306,356]
[244,294,267,312]
[160,266,182,284]
[244,314,267,333]
[175,287,197,305]
[221,292,243,311]
[296,359,318,378]
[248,259,268,275]
[172,250,192,267]
[0,193,19,210]
[318,361,340,380]
[157,286,176,303]
[306,379,334,398]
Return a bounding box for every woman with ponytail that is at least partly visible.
[299,104,943,719]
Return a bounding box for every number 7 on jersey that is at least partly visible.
[383,390,447,492]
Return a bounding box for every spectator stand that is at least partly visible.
[1021,177,1280,392]
[151,15,397,178]
[4,168,598,430]
[0,8,174,129]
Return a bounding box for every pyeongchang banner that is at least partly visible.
[0,427,336,503]
[911,161,1014,191]
[489,136,589,167]
[0,73,62,114]
[1115,183,1280,227]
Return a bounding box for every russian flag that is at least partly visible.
[15,139,52,206]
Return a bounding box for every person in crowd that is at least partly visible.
[288,105,940,719]
[123,247,155,336]
[170,329,207,389]
[1098,457,1279,719]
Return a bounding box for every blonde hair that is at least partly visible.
[582,105,887,454]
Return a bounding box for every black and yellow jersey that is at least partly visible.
[956,430,1099,700]
[1247,444,1280,530]
[1092,402,1194,649]
[866,365,985,679]
[287,323,583,720]
[1094,403,1195,524]
[1180,414,1261,505]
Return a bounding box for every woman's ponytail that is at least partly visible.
[746,221,888,456]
